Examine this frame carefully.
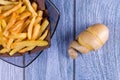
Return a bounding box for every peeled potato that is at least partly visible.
[68,23,109,59]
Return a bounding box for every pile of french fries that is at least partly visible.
[0,0,49,56]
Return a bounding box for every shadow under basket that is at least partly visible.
[0,0,60,68]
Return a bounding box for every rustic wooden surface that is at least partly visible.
[75,0,120,80]
[0,0,120,80]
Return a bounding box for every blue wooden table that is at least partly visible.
[0,0,120,80]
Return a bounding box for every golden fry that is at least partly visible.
[3,12,17,36]
[0,32,7,47]
[0,5,14,11]
[9,20,24,33]
[19,46,35,53]
[0,2,22,19]
[34,16,42,25]
[7,38,14,49]
[14,39,24,43]
[20,19,30,32]
[32,24,41,40]
[41,19,49,33]
[0,22,2,32]
[1,19,7,29]
[9,33,27,39]
[37,10,43,17]
[28,16,36,39]
[0,0,18,5]
[16,5,26,14]
[32,2,37,11]
[18,11,31,20]
[23,0,37,16]
[0,48,10,53]
[10,40,48,55]
[39,30,48,40]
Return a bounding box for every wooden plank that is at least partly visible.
[75,0,120,80]
[25,0,74,80]
[0,59,23,80]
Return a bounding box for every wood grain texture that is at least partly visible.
[0,59,23,80]
[75,0,120,80]
[25,0,74,80]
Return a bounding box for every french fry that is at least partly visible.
[11,40,48,49]
[9,0,17,1]
[23,0,37,16]
[20,19,30,32]
[19,46,35,53]
[32,24,41,40]
[14,39,24,43]
[0,0,18,5]
[41,19,49,33]
[0,22,2,32]
[16,5,26,14]
[9,20,24,33]
[3,12,17,36]
[0,32,7,47]
[32,2,37,11]
[1,19,7,29]
[10,40,48,55]
[34,16,42,25]
[18,11,31,20]
[37,10,43,17]
[0,2,22,19]
[0,48,10,53]
[9,33,27,39]
[39,30,48,40]
[28,16,36,39]
[7,38,14,49]
[0,5,15,11]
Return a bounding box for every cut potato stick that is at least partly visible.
[18,11,31,20]
[0,2,22,19]
[39,30,48,40]
[9,33,27,39]
[14,39,24,43]
[3,12,17,36]
[28,16,36,39]
[37,10,43,17]
[0,5,15,11]
[32,2,37,11]
[7,38,14,49]
[10,40,48,55]
[32,24,41,40]
[20,19,30,32]
[23,0,37,16]
[0,48,10,53]
[0,23,2,32]
[34,16,42,25]
[0,0,18,5]
[41,19,49,33]
[9,20,24,33]
[16,5,26,14]
[19,46,35,53]
[0,32,7,47]
[1,19,7,29]
[11,40,48,49]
